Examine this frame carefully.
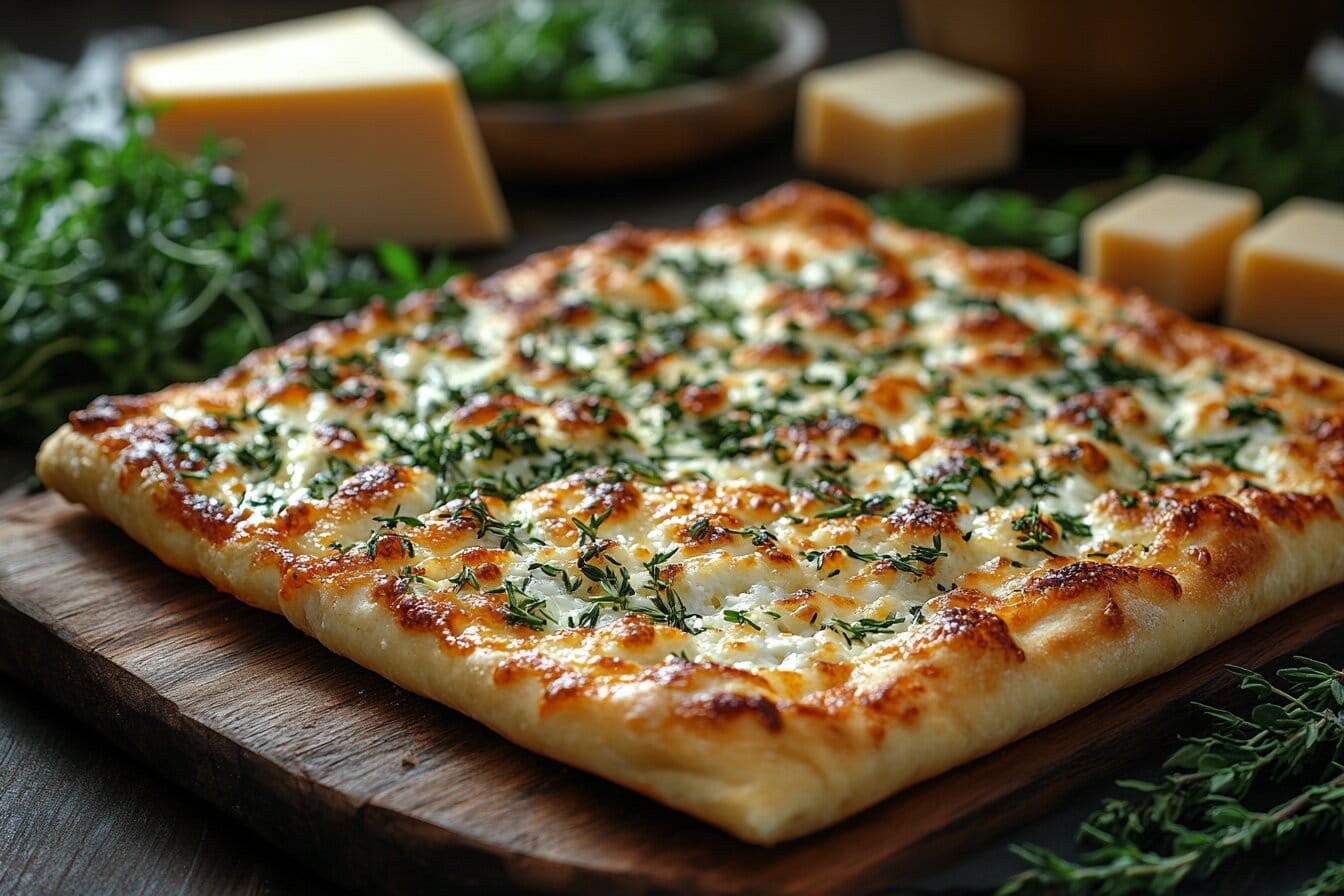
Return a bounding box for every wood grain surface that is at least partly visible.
[1,491,1341,895]
[0,680,330,896]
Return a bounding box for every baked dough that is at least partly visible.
[37,183,1344,843]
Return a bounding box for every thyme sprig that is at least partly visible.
[825,612,904,647]
[1001,658,1344,896]
[803,535,946,579]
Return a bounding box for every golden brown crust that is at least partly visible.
[36,181,1344,843]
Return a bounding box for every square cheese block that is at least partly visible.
[1081,176,1260,318]
[796,50,1021,189]
[1226,197,1344,358]
[126,7,510,249]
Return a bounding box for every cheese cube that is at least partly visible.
[796,50,1021,189]
[1082,176,1260,318]
[1226,198,1344,358]
[126,7,510,249]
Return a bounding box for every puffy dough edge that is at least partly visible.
[276,496,1344,844]
[36,425,283,613]
[36,422,1344,844]
[33,415,1344,843]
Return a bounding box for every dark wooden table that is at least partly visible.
[3,3,1340,894]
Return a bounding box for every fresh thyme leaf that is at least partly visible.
[803,535,946,578]
[722,608,761,630]
[1000,658,1344,896]
[1085,407,1122,445]
[372,505,425,530]
[1170,434,1253,472]
[1226,396,1284,428]
[722,525,779,546]
[1295,860,1344,896]
[305,456,357,501]
[914,456,1000,510]
[1012,504,1060,556]
[448,499,539,553]
[572,507,614,543]
[1052,511,1092,539]
[633,546,702,635]
[806,474,896,520]
[824,612,904,647]
[493,579,553,631]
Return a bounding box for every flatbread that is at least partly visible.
[38,183,1344,843]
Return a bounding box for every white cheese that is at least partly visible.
[1226,197,1344,358]
[125,7,510,249]
[1082,176,1260,318]
[797,51,1021,189]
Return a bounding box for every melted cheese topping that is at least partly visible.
[90,184,1344,678]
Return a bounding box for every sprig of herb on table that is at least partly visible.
[870,88,1344,262]
[0,110,464,445]
[999,658,1344,895]
[869,185,1101,263]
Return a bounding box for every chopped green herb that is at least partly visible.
[825,612,904,647]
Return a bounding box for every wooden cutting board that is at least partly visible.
[1,490,1341,896]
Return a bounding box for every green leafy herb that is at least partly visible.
[803,535,946,578]
[572,507,614,543]
[722,608,761,630]
[448,499,539,554]
[868,187,1096,262]
[1012,505,1060,556]
[1052,511,1093,539]
[1226,396,1284,428]
[1170,434,1253,472]
[806,475,896,520]
[1296,861,1344,896]
[372,505,425,530]
[913,456,1000,510]
[633,547,702,634]
[416,0,780,103]
[494,579,553,630]
[824,612,904,647]
[1001,658,1344,896]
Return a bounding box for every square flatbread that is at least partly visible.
[38,183,1344,843]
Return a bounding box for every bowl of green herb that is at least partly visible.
[412,0,825,179]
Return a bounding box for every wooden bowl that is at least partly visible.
[900,0,1332,146]
[464,3,826,181]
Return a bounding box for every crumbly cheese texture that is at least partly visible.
[38,183,1344,844]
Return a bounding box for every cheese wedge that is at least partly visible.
[1082,176,1260,318]
[126,7,510,249]
[1226,197,1344,358]
[796,50,1021,189]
